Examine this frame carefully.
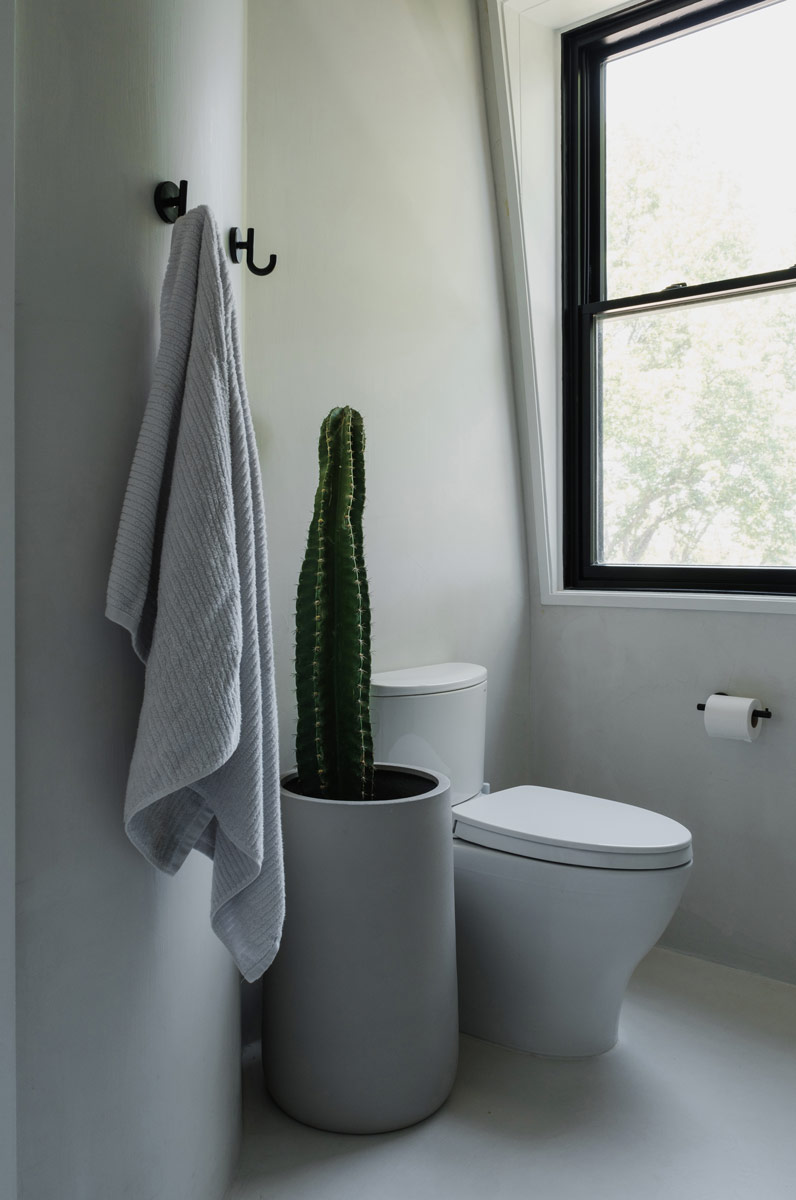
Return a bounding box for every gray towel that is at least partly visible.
[106,206,284,981]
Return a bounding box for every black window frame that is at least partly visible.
[561,0,796,595]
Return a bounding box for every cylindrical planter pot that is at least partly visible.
[262,764,458,1134]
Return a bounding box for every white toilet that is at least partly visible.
[371,663,692,1058]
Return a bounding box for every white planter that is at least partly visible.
[262,764,458,1133]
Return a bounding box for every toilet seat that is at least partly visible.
[452,785,692,870]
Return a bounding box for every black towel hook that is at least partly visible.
[229,227,277,277]
[154,179,188,223]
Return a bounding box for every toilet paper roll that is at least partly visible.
[703,694,762,742]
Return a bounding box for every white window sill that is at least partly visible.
[540,588,796,615]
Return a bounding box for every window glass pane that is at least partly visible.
[605,0,796,300]
[596,288,796,567]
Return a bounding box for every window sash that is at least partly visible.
[562,0,796,594]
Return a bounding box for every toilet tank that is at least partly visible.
[371,663,487,806]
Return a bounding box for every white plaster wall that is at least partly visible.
[1,0,16,1192]
[14,2,247,1196]
[243,0,531,794]
[528,596,796,984]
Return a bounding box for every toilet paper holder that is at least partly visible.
[697,693,772,722]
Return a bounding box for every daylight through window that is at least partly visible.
[562,0,796,593]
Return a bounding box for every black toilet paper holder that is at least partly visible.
[696,693,772,722]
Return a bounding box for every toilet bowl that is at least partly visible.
[371,663,693,1058]
[453,786,691,1055]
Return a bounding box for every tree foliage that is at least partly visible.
[601,124,796,567]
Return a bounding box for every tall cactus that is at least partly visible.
[295,407,374,802]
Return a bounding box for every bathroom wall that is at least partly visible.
[243,0,531,791]
[1,0,16,1191]
[14,2,247,1197]
[528,598,796,984]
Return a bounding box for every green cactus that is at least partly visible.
[294,407,374,802]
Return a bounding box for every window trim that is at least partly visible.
[561,0,796,596]
[480,0,796,613]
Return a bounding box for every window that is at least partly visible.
[562,0,796,594]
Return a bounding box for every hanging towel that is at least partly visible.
[106,205,284,981]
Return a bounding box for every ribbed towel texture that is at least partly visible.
[106,206,284,981]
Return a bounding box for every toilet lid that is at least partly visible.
[371,662,487,696]
[452,786,693,870]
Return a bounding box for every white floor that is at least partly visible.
[226,948,796,1200]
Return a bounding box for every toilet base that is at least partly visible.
[464,1031,618,1060]
[460,1009,621,1059]
[454,839,691,1058]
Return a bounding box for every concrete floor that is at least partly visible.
[226,948,796,1200]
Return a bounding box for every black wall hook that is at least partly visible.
[154,180,188,223]
[229,227,277,277]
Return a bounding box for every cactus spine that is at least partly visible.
[295,407,374,802]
